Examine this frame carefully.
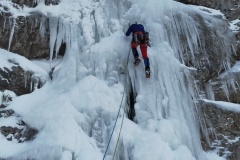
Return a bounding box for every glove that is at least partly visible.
[147,42,151,47]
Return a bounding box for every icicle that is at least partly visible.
[193,80,201,98]
[49,17,59,68]
[30,80,33,92]
[205,81,215,101]
[222,59,229,72]
[39,17,46,38]
[30,20,34,33]
[29,75,40,91]
[228,78,237,93]
[164,10,202,67]
[8,18,16,51]
[65,24,72,48]
[206,57,211,67]
[24,72,28,88]
[55,20,64,58]
[34,0,45,4]
[198,106,212,147]
[221,82,230,101]
[232,44,237,56]
[35,18,39,29]
[0,91,3,105]
[173,70,201,157]
[232,80,240,93]
[3,17,6,31]
[34,81,39,90]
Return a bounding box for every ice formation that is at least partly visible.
[0,0,233,160]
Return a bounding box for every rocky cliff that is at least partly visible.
[177,0,240,160]
[177,0,240,20]
[0,0,240,159]
[0,0,53,145]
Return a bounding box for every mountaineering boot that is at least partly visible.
[145,67,150,78]
[134,57,141,66]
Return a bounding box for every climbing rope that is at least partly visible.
[102,46,131,160]
[112,112,125,160]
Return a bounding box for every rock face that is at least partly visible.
[200,102,240,160]
[0,14,50,59]
[175,0,240,159]
[0,1,57,145]
[0,0,240,159]
[200,69,240,160]
[191,13,235,83]
[0,0,61,60]
[0,91,38,143]
[0,65,46,96]
[10,0,60,7]
[177,0,240,20]
[0,121,38,143]
[0,0,55,97]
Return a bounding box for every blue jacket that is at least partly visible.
[125,24,145,36]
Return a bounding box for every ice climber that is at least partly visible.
[125,22,151,78]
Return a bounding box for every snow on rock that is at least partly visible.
[201,99,240,113]
[0,48,49,94]
[0,48,48,74]
[195,5,225,18]
[1,90,16,106]
[229,19,240,33]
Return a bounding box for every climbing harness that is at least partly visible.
[102,46,131,160]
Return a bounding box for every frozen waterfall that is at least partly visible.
[0,0,230,160]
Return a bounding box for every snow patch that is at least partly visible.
[201,99,240,113]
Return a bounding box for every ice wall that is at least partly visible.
[0,0,231,160]
[42,0,206,159]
